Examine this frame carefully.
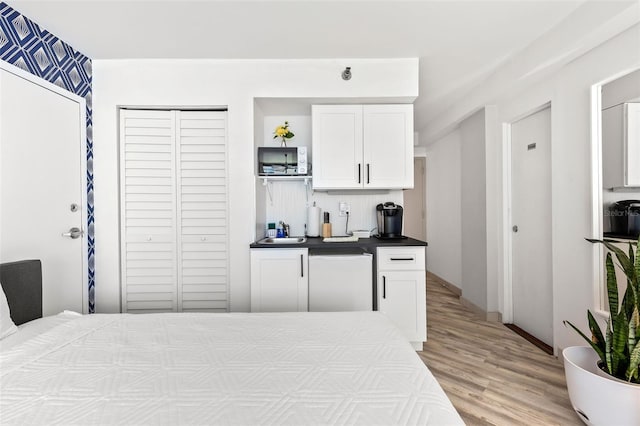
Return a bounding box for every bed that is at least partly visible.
[0,260,463,425]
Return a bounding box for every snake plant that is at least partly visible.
[564,236,640,384]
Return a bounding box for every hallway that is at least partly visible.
[418,274,581,425]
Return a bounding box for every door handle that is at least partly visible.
[366,164,370,184]
[300,254,304,277]
[62,227,84,239]
[358,163,361,184]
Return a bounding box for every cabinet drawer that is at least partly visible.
[377,247,425,271]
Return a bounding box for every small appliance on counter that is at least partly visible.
[375,202,406,239]
[607,200,640,238]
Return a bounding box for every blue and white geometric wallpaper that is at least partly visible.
[0,2,95,313]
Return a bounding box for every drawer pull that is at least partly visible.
[390,257,414,261]
[383,276,386,299]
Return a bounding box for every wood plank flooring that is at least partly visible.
[418,275,582,425]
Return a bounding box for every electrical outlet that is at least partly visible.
[339,202,350,217]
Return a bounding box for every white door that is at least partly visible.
[0,67,87,315]
[403,157,426,240]
[120,109,229,313]
[363,104,414,189]
[510,106,553,346]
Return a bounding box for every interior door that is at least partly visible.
[0,67,86,315]
[510,106,553,346]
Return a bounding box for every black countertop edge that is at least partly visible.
[250,236,427,249]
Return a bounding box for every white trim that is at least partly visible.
[501,123,513,323]
[0,60,89,314]
[590,83,607,318]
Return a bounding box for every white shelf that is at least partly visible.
[259,175,311,185]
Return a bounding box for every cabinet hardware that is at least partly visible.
[358,163,361,184]
[300,254,304,277]
[390,257,414,261]
[383,276,386,299]
[367,164,370,184]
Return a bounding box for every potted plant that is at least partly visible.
[563,236,640,425]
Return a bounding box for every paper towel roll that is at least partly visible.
[306,205,321,237]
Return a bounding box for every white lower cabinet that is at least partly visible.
[250,248,308,312]
[377,247,426,350]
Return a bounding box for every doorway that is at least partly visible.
[0,64,88,315]
[403,157,426,240]
[507,105,553,350]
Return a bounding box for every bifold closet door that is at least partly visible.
[120,110,178,312]
[176,111,228,312]
[120,109,228,313]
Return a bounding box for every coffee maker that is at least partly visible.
[376,202,405,239]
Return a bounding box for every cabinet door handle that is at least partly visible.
[300,254,304,277]
[366,164,370,184]
[390,257,414,261]
[358,163,361,184]
[383,276,386,299]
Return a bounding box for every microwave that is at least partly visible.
[257,147,308,176]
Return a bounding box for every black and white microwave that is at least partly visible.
[257,147,308,176]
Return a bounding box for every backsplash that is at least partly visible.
[262,181,403,237]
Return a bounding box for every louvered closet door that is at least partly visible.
[177,111,228,312]
[120,109,228,313]
[120,110,178,313]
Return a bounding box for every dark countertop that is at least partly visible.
[250,236,427,250]
[603,232,639,242]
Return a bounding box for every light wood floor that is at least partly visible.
[418,275,582,425]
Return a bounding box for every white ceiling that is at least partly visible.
[9,0,631,129]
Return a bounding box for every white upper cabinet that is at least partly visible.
[603,102,640,189]
[312,104,414,190]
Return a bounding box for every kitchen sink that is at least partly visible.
[258,237,307,244]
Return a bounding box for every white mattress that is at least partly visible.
[0,311,463,425]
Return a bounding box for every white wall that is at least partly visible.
[460,109,488,311]
[92,58,418,313]
[422,23,640,352]
[495,24,640,351]
[425,129,462,287]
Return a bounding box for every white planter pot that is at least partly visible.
[563,346,640,425]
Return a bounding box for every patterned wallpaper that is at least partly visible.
[0,2,95,312]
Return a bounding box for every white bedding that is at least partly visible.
[0,311,463,425]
